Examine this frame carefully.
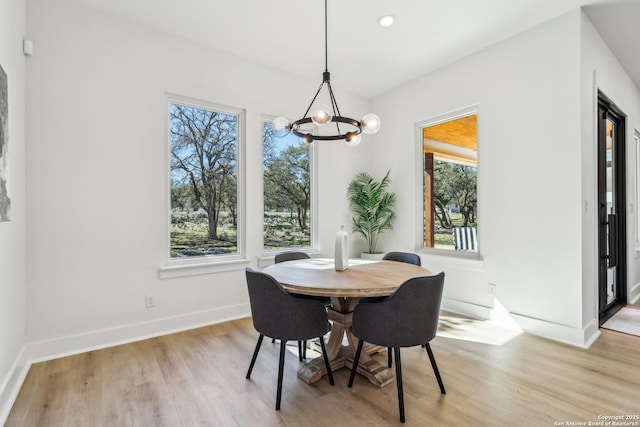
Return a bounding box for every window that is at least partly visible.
[168,97,243,259]
[418,109,478,253]
[262,119,314,251]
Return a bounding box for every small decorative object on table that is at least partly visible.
[335,225,349,271]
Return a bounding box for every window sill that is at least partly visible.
[159,256,250,279]
[419,247,484,266]
[257,249,322,268]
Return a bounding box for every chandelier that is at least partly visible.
[272,0,381,146]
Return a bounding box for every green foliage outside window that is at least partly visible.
[432,160,477,249]
[263,122,312,250]
[169,102,239,257]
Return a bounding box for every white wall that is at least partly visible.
[0,0,28,422]
[580,11,640,327]
[17,0,640,380]
[371,10,593,345]
[25,0,371,359]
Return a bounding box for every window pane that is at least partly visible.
[263,121,312,250]
[422,114,478,252]
[169,102,238,257]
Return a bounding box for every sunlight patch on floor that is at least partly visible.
[437,314,522,346]
[285,339,325,359]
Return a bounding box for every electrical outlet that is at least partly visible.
[488,283,496,296]
[145,294,156,308]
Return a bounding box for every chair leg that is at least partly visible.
[246,334,264,379]
[298,341,303,361]
[388,346,393,367]
[424,342,446,394]
[394,347,405,423]
[318,337,334,386]
[303,340,307,359]
[348,339,364,388]
[276,340,286,410]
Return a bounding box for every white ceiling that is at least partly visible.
[73,0,640,98]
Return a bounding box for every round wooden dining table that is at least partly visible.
[263,258,432,387]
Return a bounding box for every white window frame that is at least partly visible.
[635,129,640,249]
[414,104,481,259]
[259,115,319,265]
[160,93,248,279]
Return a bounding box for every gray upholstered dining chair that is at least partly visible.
[382,251,422,266]
[275,251,333,309]
[245,268,334,410]
[273,251,332,360]
[274,251,310,264]
[361,251,422,367]
[348,273,446,423]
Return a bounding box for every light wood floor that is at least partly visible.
[6,310,640,427]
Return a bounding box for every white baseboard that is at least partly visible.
[442,296,520,328]
[582,319,601,348]
[630,281,640,304]
[1,304,250,423]
[510,312,600,348]
[442,297,600,348]
[0,346,31,426]
[28,302,251,363]
[442,297,492,320]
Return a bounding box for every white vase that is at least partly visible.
[335,225,349,271]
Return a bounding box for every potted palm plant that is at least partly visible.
[347,170,397,257]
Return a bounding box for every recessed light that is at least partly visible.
[377,15,395,28]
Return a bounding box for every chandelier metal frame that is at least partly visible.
[276,0,378,144]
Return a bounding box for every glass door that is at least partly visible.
[598,92,627,323]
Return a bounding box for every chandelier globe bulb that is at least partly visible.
[272,116,291,137]
[310,104,333,126]
[344,132,362,146]
[361,113,381,135]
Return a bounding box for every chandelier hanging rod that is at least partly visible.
[271,0,380,145]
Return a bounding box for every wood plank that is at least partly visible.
[6,313,640,426]
[423,115,477,150]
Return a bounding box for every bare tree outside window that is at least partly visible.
[263,121,312,250]
[432,161,477,229]
[169,101,239,257]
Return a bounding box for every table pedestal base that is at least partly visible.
[297,344,394,387]
[296,297,394,388]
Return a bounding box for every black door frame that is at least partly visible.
[597,91,627,324]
